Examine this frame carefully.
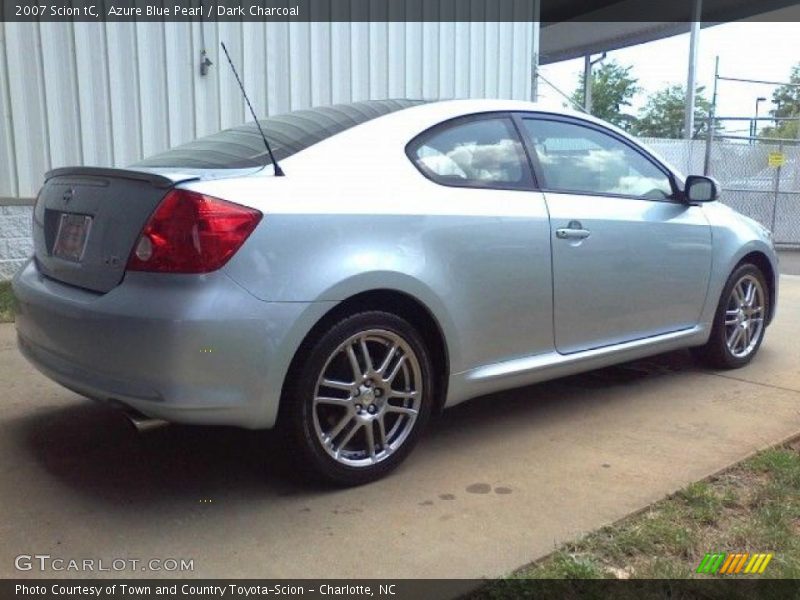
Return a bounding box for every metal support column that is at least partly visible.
[530,0,541,102]
[684,0,702,139]
[583,55,592,113]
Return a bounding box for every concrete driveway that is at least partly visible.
[778,248,800,276]
[1,276,799,580]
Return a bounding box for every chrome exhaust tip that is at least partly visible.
[122,409,170,433]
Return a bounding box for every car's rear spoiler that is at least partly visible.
[45,167,198,189]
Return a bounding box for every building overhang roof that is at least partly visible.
[539,0,799,64]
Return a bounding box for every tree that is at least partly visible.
[569,60,639,130]
[759,62,800,140]
[633,84,713,139]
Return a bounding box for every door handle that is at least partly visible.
[556,221,591,240]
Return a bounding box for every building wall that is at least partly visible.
[0,20,535,279]
[0,206,32,281]
[0,20,535,199]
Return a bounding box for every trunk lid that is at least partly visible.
[33,167,198,293]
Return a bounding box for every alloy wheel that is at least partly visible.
[724,273,765,359]
[311,329,423,468]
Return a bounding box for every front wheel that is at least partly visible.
[282,311,433,486]
[692,263,769,369]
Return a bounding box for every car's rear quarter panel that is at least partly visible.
[182,104,555,384]
[13,262,335,428]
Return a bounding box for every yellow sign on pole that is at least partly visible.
[768,152,786,168]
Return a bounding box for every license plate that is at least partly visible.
[53,213,93,262]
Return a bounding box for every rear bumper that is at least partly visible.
[12,259,334,429]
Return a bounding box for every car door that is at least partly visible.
[517,115,712,354]
[405,113,555,370]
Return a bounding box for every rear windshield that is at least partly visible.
[134,99,423,169]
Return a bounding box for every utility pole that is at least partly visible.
[703,56,719,175]
[582,53,606,114]
[751,96,766,143]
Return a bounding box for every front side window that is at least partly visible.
[409,117,532,189]
[521,118,674,200]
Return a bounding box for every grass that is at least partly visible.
[0,281,15,323]
[477,438,800,594]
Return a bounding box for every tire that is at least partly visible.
[692,263,769,370]
[281,310,434,486]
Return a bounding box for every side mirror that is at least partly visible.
[684,175,720,203]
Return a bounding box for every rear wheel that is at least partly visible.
[282,311,433,486]
[692,263,769,369]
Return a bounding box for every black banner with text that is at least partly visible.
[2,0,799,23]
[6,579,800,600]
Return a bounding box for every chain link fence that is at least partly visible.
[642,127,800,247]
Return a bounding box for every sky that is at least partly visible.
[536,21,800,137]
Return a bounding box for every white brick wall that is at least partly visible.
[0,206,33,281]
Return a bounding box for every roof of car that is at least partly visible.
[134,99,426,170]
[134,98,682,180]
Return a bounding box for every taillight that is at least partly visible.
[126,189,262,273]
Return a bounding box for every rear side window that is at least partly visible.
[521,118,674,200]
[134,99,423,169]
[408,117,532,190]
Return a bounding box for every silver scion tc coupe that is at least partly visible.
[13,99,778,485]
